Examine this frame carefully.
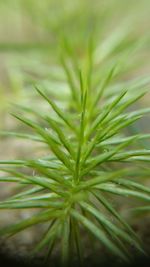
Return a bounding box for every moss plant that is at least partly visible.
[0,38,150,267]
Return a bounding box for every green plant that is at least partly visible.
[0,39,150,267]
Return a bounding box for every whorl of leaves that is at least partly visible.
[0,33,150,266]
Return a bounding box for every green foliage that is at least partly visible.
[0,38,150,266]
[0,2,150,263]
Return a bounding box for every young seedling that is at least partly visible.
[0,40,150,267]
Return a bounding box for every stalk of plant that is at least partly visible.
[0,40,150,267]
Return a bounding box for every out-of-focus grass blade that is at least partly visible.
[115,179,150,194]
[0,131,44,142]
[92,191,141,242]
[112,149,150,161]
[98,133,150,146]
[32,221,60,254]
[0,200,63,209]
[71,218,83,266]
[71,208,128,261]
[61,217,70,266]
[80,201,144,253]
[0,209,63,237]
[95,184,150,201]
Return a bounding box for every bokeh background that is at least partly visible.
[0,0,150,266]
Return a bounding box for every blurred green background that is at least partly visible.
[0,0,150,261]
[0,0,149,147]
